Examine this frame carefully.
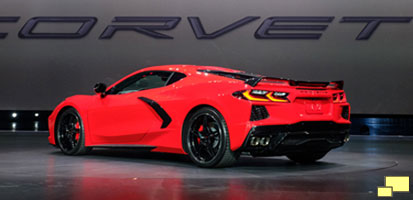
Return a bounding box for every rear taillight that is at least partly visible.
[333,92,346,103]
[233,90,290,103]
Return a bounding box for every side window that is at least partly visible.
[166,72,186,85]
[107,71,172,94]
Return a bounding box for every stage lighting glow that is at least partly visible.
[34,121,39,131]
[11,112,17,118]
[11,122,17,131]
[34,113,39,117]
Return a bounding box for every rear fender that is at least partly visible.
[185,96,252,151]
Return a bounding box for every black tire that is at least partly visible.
[56,108,92,155]
[286,151,328,164]
[183,107,239,168]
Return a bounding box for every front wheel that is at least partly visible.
[286,151,328,164]
[56,108,92,155]
[183,107,239,168]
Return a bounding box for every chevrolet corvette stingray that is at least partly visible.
[48,65,351,167]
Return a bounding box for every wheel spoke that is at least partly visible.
[64,123,70,133]
[70,140,76,149]
[62,135,72,149]
[188,113,224,163]
[191,130,204,139]
[210,126,219,137]
[212,137,220,148]
[202,116,212,133]
[204,145,215,159]
[58,112,82,152]
[195,142,207,161]
[68,115,75,126]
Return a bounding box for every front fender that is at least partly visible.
[48,95,95,146]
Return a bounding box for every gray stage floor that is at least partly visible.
[0,132,412,200]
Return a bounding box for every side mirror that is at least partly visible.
[94,83,107,97]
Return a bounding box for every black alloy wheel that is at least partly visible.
[56,108,91,155]
[183,107,239,168]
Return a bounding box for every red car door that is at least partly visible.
[86,70,174,145]
[87,91,157,145]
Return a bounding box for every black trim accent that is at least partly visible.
[89,144,156,150]
[239,121,350,156]
[288,80,330,87]
[166,72,187,86]
[164,72,175,86]
[138,97,172,128]
[247,77,262,87]
[250,105,269,121]
[342,106,350,120]
[263,77,344,89]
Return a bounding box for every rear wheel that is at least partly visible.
[286,151,328,164]
[56,108,92,155]
[183,107,239,168]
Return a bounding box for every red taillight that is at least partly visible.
[242,90,269,102]
[233,90,290,103]
[333,92,346,103]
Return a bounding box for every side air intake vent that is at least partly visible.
[250,105,269,121]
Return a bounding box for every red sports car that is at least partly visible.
[48,65,351,167]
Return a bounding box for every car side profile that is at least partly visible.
[48,65,351,167]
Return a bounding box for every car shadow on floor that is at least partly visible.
[49,148,342,172]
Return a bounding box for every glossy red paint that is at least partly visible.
[48,65,351,154]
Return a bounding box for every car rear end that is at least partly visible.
[230,75,351,157]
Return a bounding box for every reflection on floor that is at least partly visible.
[0,132,412,200]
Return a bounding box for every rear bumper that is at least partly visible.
[240,121,350,156]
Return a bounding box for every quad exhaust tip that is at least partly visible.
[250,136,271,147]
[344,134,350,143]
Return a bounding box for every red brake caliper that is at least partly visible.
[75,122,80,141]
[197,125,203,144]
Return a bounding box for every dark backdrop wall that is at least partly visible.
[1,0,413,114]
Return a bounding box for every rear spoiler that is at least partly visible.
[197,69,343,89]
[259,77,344,89]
